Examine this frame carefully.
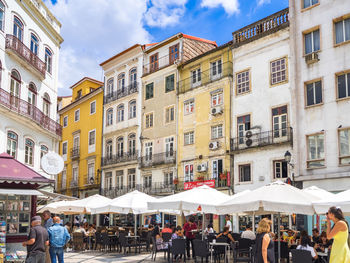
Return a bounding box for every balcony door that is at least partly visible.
[145,142,153,162]
[272,106,288,139]
[165,137,174,158]
[10,70,21,108]
[129,68,137,89]
[73,135,80,154]
[27,83,37,116]
[237,115,251,145]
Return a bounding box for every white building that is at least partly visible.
[290,0,350,192]
[230,8,293,192]
[0,0,63,182]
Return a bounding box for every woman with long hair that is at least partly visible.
[326,206,350,263]
[255,218,275,263]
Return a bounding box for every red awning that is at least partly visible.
[0,152,53,184]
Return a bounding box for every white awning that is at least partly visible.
[0,189,43,196]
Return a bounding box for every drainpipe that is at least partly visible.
[100,82,105,195]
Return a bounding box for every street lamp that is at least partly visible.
[284,150,295,185]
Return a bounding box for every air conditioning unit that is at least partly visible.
[209,141,219,150]
[211,106,223,115]
[305,52,319,65]
[197,163,207,172]
[244,127,261,147]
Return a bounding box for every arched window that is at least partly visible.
[13,17,24,41]
[10,70,21,108]
[40,145,48,158]
[106,108,113,126]
[117,137,124,157]
[45,48,52,74]
[43,92,51,116]
[6,131,18,158]
[128,100,136,119]
[128,133,136,156]
[0,1,5,31]
[27,82,37,115]
[129,68,137,89]
[117,73,125,93]
[107,78,114,95]
[25,138,34,165]
[30,34,39,55]
[117,104,124,122]
[106,139,113,158]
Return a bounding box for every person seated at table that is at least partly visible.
[312,228,320,244]
[216,226,235,244]
[316,231,332,252]
[74,223,87,236]
[170,226,184,260]
[241,224,256,240]
[65,222,72,233]
[204,223,214,235]
[87,224,96,236]
[162,224,172,234]
[297,236,318,260]
[283,229,297,245]
[151,224,160,238]
[155,234,168,250]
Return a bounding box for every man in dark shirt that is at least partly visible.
[312,228,320,244]
[22,216,49,263]
[183,217,197,258]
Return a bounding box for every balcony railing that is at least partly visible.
[143,52,183,76]
[70,180,78,188]
[230,127,293,152]
[177,62,233,94]
[140,151,176,168]
[0,88,62,136]
[232,8,289,47]
[101,151,139,166]
[104,82,139,104]
[5,34,46,78]
[70,147,80,159]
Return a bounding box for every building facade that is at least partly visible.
[0,0,63,184]
[100,45,143,198]
[57,77,104,197]
[290,0,350,191]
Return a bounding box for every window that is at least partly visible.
[145,83,154,100]
[105,172,112,190]
[74,109,80,122]
[128,169,136,189]
[239,164,251,182]
[89,130,95,146]
[0,1,4,31]
[90,101,96,114]
[72,166,78,183]
[211,59,222,80]
[271,57,287,85]
[237,115,251,144]
[25,139,34,166]
[129,68,137,89]
[117,137,124,157]
[339,128,350,165]
[106,108,113,126]
[184,131,194,145]
[335,17,350,45]
[164,172,173,186]
[272,106,288,138]
[43,93,50,116]
[73,135,80,150]
[7,131,18,158]
[211,125,223,139]
[165,137,174,157]
[10,70,21,108]
[304,29,320,55]
[184,99,194,115]
[150,53,159,73]
[169,44,179,64]
[191,68,201,87]
[116,171,123,189]
[337,72,350,99]
[129,100,136,119]
[87,162,95,183]
[184,164,194,182]
[40,145,48,159]
[30,34,39,55]
[128,134,136,155]
[145,113,153,128]
[165,74,175,92]
[211,92,223,107]
[106,140,113,159]
[236,70,250,94]
[107,78,114,95]
[27,83,37,115]
[212,159,223,179]
[62,142,67,155]
[13,17,23,41]
[307,133,325,168]
[76,90,82,99]
[165,106,175,123]
[117,104,124,122]
[144,175,152,188]
[63,116,68,127]
[45,48,52,74]
[117,73,125,94]
[61,169,66,189]
[306,80,322,106]
[303,0,318,9]
[145,142,153,161]
[273,160,288,179]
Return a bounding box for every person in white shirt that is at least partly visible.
[204,223,214,235]
[296,236,318,260]
[225,215,232,232]
[241,225,256,240]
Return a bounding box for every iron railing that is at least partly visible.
[139,151,176,168]
[232,8,289,47]
[70,147,80,159]
[143,52,183,76]
[0,88,62,136]
[101,151,138,166]
[177,62,233,94]
[5,34,46,78]
[104,82,139,104]
[230,127,293,152]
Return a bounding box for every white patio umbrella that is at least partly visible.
[37,200,72,214]
[302,186,335,200]
[313,189,350,215]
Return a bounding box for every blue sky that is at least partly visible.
[46,0,288,95]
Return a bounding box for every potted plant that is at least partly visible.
[197,176,205,181]
[173,178,179,185]
[220,172,227,180]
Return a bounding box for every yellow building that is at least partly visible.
[57,77,104,198]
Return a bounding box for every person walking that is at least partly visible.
[22,216,49,263]
[43,210,53,263]
[255,218,275,263]
[48,217,70,263]
[183,216,197,258]
[326,206,350,263]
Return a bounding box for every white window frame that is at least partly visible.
[61,168,66,189]
[270,57,287,85]
[165,105,175,124]
[211,92,223,107]
[145,112,154,129]
[307,133,325,168]
[145,142,153,161]
[273,160,288,179]
[184,131,194,145]
[339,128,350,165]
[90,100,96,115]
[211,125,223,139]
[210,59,222,80]
[74,109,80,122]
[239,163,252,183]
[117,104,124,122]
[212,159,223,179]
[88,129,96,153]
[62,141,68,161]
[87,161,95,184]
[63,115,68,127]
[236,70,250,95]
[184,100,194,115]
[304,29,320,55]
[184,163,194,182]
[106,108,113,126]
[191,68,201,88]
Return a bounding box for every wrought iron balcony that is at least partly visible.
[101,151,138,166]
[230,127,293,152]
[70,180,78,188]
[177,62,233,94]
[104,82,139,104]
[5,34,46,78]
[143,52,183,76]
[70,147,80,159]
[139,151,176,168]
[0,88,62,136]
[232,8,289,47]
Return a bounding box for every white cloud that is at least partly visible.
[200,0,240,16]
[257,0,271,6]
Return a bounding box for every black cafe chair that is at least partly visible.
[193,239,210,263]
[171,239,186,262]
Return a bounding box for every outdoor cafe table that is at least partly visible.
[209,242,230,263]
[317,251,329,263]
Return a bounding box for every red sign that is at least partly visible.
[184,180,215,190]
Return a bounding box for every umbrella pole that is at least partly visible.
[278,212,281,263]
[252,212,255,234]
[162,213,164,228]
[202,213,205,240]
[134,214,137,236]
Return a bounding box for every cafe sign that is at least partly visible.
[184,180,215,190]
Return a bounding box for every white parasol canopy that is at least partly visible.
[302,186,335,200]
[313,189,350,215]
[37,200,72,214]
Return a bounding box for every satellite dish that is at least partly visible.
[41,152,64,175]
